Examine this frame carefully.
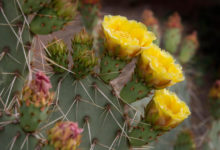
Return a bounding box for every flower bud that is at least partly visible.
[48,121,83,150]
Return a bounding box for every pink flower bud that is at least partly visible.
[35,72,52,94]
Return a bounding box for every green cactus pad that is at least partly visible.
[120,74,152,104]
[179,40,197,63]
[20,0,50,14]
[20,103,49,132]
[164,28,182,53]
[30,8,66,35]
[46,39,69,73]
[174,130,196,150]
[128,122,163,147]
[48,74,130,150]
[100,54,127,83]
[0,112,38,150]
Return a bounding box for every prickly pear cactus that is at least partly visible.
[0,2,193,150]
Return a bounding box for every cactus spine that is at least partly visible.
[0,2,193,150]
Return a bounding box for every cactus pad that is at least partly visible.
[30,8,66,35]
[20,0,50,14]
[100,54,127,83]
[120,74,152,104]
[128,121,163,147]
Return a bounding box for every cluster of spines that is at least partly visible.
[46,39,69,73]
[0,1,193,150]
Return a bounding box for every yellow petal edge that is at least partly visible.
[102,15,156,58]
[140,44,184,88]
[154,89,191,123]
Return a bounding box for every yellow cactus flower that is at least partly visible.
[145,89,191,131]
[137,44,184,88]
[21,72,54,109]
[102,15,156,59]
